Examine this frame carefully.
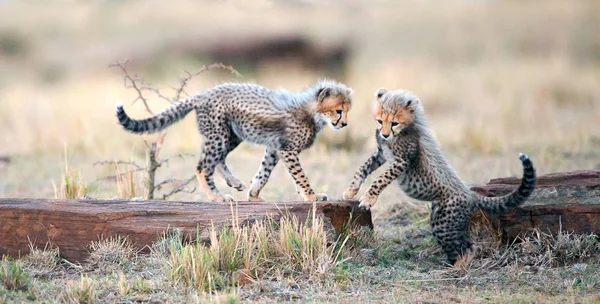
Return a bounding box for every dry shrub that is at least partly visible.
[62,274,97,304]
[166,207,349,292]
[87,235,136,271]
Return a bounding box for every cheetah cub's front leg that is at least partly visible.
[343,149,386,200]
[279,150,327,201]
[359,160,406,209]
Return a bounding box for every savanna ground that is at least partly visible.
[1,1,600,303]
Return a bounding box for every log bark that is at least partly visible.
[0,199,372,263]
[470,170,600,242]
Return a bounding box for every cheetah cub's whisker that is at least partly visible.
[116,80,353,202]
[343,88,536,266]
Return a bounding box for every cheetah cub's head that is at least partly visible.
[372,88,421,140]
[314,81,353,130]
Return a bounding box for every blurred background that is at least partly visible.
[0,0,599,213]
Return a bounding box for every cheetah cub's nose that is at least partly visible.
[381,133,389,139]
[341,122,347,128]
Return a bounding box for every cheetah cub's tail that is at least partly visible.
[476,153,536,214]
[116,97,197,134]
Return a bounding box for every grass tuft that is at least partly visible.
[502,229,600,267]
[0,256,31,292]
[62,274,97,304]
[52,144,87,199]
[87,235,136,270]
[23,241,60,277]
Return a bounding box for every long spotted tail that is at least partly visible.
[476,153,536,214]
[116,96,198,134]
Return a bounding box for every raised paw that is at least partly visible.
[342,187,358,200]
[358,192,378,210]
[226,179,246,192]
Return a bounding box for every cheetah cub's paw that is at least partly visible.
[226,179,246,192]
[342,187,358,200]
[358,193,378,210]
[305,193,328,201]
[210,194,236,203]
[247,195,265,202]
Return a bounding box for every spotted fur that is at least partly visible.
[117,80,353,202]
[343,88,536,266]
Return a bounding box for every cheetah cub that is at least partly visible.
[117,80,353,202]
[343,88,536,266]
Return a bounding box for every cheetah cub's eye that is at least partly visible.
[336,109,342,115]
[391,122,399,127]
[376,119,383,125]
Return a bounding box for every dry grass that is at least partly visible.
[114,163,146,199]
[166,208,348,293]
[52,145,88,200]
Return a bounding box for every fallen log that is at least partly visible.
[0,199,372,263]
[470,170,600,242]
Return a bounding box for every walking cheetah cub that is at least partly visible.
[116,80,353,202]
[343,88,536,266]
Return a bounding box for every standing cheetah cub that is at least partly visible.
[117,80,353,202]
[343,88,536,266]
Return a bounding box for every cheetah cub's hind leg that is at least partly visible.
[216,164,245,191]
[247,148,279,202]
[216,134,245,192]
[195,133,235,203]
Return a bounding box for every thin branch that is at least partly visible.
[109,60,154,115]
[154,178,176,191]
[95,168,144,182]
[93,160,143,170]
[161,176,196,200]
[173,62,242,101]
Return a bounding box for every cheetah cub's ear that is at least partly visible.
[375,88,388,99]
[346,88,354,97]
[317,87,331,102]
[404,98,419,113]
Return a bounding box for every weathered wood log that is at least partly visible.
[470,170,600,242]
[0,199,371,263]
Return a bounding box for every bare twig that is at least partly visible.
[154,178,176,191]
[109,60,154,115]
[161,176,196,200]
[95,169,145,182]
[93,160,143,170]
[173,62,242,100]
